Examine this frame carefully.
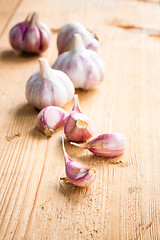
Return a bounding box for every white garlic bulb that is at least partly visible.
[57,21,100,54]
[26,58,75,110]
[52,34,105,90]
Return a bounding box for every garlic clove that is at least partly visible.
[57,21,100,54]
[64,94,94,142]
[71,133,127,157]
[23,25,41,53]
[52,34,105,90]
[9,12,51,54]
[25,57,75,110]
[85,38,101,54]
[62,136,96,187]
[37,106,69,136]
[38,22,52,52]
[9,22,28,50]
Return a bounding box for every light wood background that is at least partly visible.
[0,0,160,239]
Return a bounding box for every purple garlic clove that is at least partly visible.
[37,106,69,136]
[62,136,96,187]
[71,133,127,157]
[9,12,51,54]
[53,34,105,90]
[64,94,94,142]
[57,21,100,54]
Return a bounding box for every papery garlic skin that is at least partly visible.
[71,133,127,157]
[57,21,100,54]
[9,12,51,53]
[37,106,69,136]
[64,94,94,142]
[26,58,75,110]
[62,136,96,187]
[53,34,105,90]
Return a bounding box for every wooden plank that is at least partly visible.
[0,0,22,37]
[0,0,160,239]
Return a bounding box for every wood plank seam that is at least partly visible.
[0,0,22,38]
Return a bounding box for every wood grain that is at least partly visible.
[0,0,22,37]
[0,0,160,239]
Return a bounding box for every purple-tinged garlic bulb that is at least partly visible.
[53,34,105,90]
[9,12,51,54]
[62,136,96,187]
[57,21,100,54]
[37,106,69,136]
[26,58,75,110]
[71,133,127,157]
[64,94,94,142]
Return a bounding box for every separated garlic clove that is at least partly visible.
[57,21,100,54]
[52,34,105,90]
[64,94,94,142]
[62,136,96,187]
[26,58,75,110]
[71,133,127,157]
[9,12,51,54]
[37,106,69,136]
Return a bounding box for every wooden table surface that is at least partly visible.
[1,0,160,239]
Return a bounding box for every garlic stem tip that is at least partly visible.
[30,12,39,27]
[72,33,86,52]
[70,142,86,148]
[73,94,80,111]
[38,57,46,63]
[38,57,50,77]
[74,94,78,101]
[70,142,78,146]
[62,135,67,156]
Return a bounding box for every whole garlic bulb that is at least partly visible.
[52,34,105,90]
[26,58,75,110]
[9,12,51,54]
[57,21,100,54]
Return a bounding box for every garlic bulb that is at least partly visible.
[62,136,96,187]
[52,34,105,90]
[64,94,94,142]
[71,133,127,157]
[57,21,100,54]
[9,12,51,54]
[37,106,69,136]
[26,58,75,110]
